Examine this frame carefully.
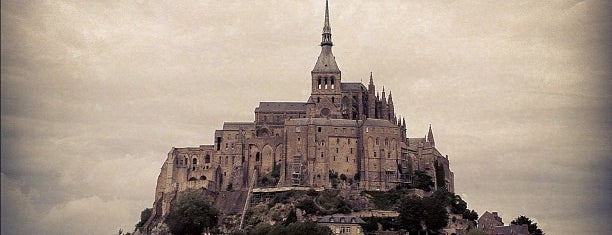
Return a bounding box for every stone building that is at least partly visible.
[316,215,366,235]
[146,0,454,227]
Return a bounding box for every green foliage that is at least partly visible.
[422,196,449,233]
[361,217,398,232]
[269,190,296,207]
[413,171,434,192]
[135,208,152,231]
[511,215,544,235]
[165,190,219,235]
[306,189,319,197]
[463,209,478,222]
[329,170,339,188]
[251,223,273,235]
[258,164,281,187]
[267,222,333,235]
[466,228,488,235]
[318,190,352,214]
[397,196,424,234]
[364,189,403,210]
[296,199,319,215]
[283,209,298,226]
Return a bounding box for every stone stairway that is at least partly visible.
[239,169,259,230]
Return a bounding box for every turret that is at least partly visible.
[367,72,376,118]
[427,124,435,147]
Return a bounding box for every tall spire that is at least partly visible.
[427,124,435,147]
[369,72,374,85]
[321,0,333,46]
[312,0,340,73]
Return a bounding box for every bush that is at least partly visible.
[296,199,319,215]
[165,190,219,235]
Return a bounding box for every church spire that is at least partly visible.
[427,124,435,147]
[312,0,340,73]
[321,0,333,46]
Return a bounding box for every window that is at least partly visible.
[318,127,322,132]
[336,148,339,153]
[336,138,339,144]
[332,97,335,103]
[205,155,211,163]
[192,158,198,165]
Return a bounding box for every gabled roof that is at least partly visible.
[341,82,366,91]
[255,102,307,112]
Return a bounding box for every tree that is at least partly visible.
[165,190,219,235]
[283,209,298,226]
[466,228,487,235]
[397,196,424,234]
[422,197,448,234]
[413,171,434,192]
[511,215,544,235]
[268,222,333,235]
[135,208,152,231]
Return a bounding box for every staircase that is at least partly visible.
[239,169,259,230]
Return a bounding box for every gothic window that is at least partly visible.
[256,152,261,162]
[376,138,379,145]
[388,152,391,158]
[324,78,328,89]
[205,155,210,163]
[318,77,322,89]
[332,97,335,103]
[346,156,349,162]
[331,77,335,89]
[193,158,198,165]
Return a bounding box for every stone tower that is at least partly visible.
[308,0,342,119]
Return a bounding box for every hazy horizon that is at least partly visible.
[2,1,610,234]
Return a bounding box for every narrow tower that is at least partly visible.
[308,0,342,118]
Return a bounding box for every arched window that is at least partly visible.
[324,78,328,89]
[331,77,335,89]
[256,152,261,162]
[193,158,198,165]
[205,155,211,163]
[318,78,322,89]
[200,175,207,180]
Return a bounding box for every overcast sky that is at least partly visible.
[1,1,610,234]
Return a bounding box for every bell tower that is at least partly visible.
[307,0,342,118]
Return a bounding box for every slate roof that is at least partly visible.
[255,102,307,112]
[312,46,340,73]
[316,215,365,224]
[222,122,254,130]
[341,82,366,91]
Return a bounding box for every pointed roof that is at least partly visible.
[388,91,393,104]
[427,124,435,145]
[312,0,340,73]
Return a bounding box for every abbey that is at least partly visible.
[149,1,453,219]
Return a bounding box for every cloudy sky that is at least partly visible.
[1,0,610,234]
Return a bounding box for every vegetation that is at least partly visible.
[396,193,449,234]
[361,217,398,233]
[317,190,352,214]
[258,164,281,187]
[413,170,435,192]
[432,189,478,224]
[165,190,219,235]
[363,188,403,210]
[296,198,319,215]
[329,170,339,188]
[134,208,152,232]
[511,215,545,235]
[466,228,488,235]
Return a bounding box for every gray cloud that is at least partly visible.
[1,0,610,234]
